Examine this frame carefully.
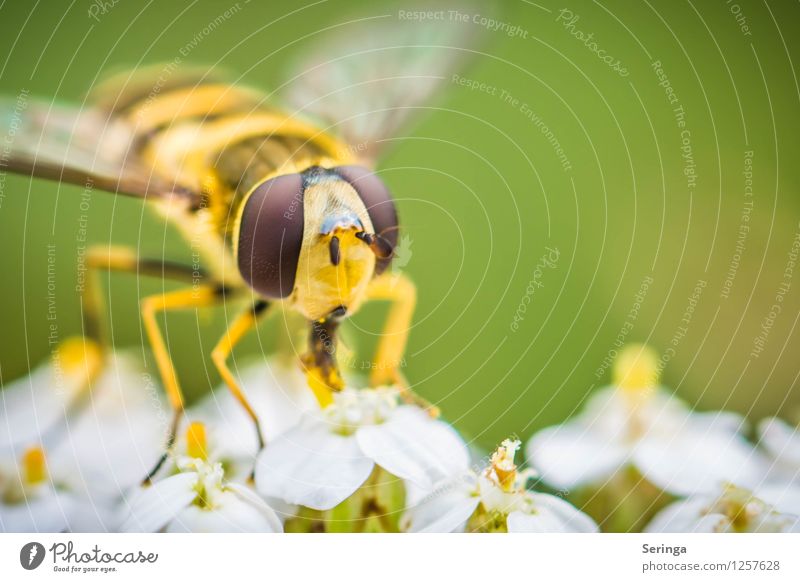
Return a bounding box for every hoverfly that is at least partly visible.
[0,18,474,478]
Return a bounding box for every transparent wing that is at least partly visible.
[0,92,198,204]
[279,9,484,161]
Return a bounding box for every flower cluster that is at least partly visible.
[527,344,800,532]
[405,439,598,532]
[1,340,798,533]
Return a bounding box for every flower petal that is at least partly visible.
[644,498,722,533]
[690,410,748,436]
[692,514,733,532]
[226,483,284,531]
[255,420,373,510]
[49,355,165,498]
[63,497,115,533]
[193,361,318,462]
[405,483,480,533]
[633,431,761,496]
[759,417,800,467]
[508,494,598,533]
[0,489,71,533]
[166,488,282,533]
[756,483,800,516]
[356,406,469,490]
[526,422,628,490]
[0,359,84,451]
[119,472,198,532]
[782,518,800,533]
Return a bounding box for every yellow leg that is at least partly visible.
[141,286,221,412]
[140,285,224,481]
[365,272,437,416]
[80,245,220,482]
[83,245,202,344]
[211,301,270,454]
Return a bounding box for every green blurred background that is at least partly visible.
[1,0,798,449]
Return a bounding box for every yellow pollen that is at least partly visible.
[714,484,759,532]
[306,368,335,408]
[57,336,103,386]
[185,422,208,460]
[22,447,47,485]
[613,344,660,391]
[490,439,521,492]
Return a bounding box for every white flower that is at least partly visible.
[753,417,800,514]
[49,356,166,498]
[120,422,282,532]
[1,340,164,531]
[1,338,102,450]
[527,344,761,497]
[255,387,467,510]
[758,417,800,484]
[405,439,598,533]
[0,446,100,532]
[190,360,318,478]
[646,483,800,533]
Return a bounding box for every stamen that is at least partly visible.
[57,337,103,388]
[22,447,47,485]
[490,438,521,492]
[323,387,399,434]
[708,484,765,532]
[614,344,659,391]
[186,422,208,460]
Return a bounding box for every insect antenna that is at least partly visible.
[355,230,394,259]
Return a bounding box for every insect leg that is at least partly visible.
[140,285,228,483]
[83,245,203,344]
[76,246,222,482]
[210,300,270,465]
[365,272,438,417]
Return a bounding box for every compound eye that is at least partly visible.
[237,173,305,299]
[334,165,398,275]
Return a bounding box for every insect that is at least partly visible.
[0,19,474,478]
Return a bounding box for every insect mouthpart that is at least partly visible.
[329,305,347,318]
